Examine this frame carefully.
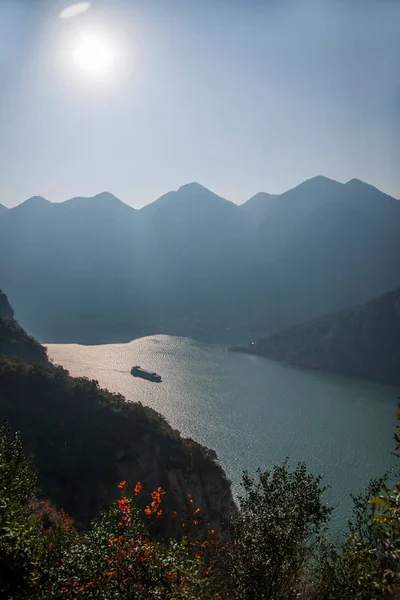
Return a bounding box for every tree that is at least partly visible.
[315,407,400,599]
[222,461,331,600]
[0,419,41,598]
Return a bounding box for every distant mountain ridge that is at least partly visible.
[233,288,400,385]
[0,176,399,343]
[5,176,397,213]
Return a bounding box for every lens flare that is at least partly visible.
[59,2,91,20]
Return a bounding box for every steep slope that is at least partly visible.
[0,290,14,319]
[0,291,235,531]
[0,318,48,364]
[0,290,47,363]
[234,288,400,384]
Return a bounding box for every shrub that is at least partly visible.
[314,409,400,599]
[0,420,41,598]
[220,462,331,600]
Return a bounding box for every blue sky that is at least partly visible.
[1,0,399,208]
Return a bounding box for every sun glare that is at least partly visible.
[69,31,118,80]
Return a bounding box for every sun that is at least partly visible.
[69,31,117,79]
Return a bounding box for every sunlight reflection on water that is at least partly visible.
[47,335,399,530]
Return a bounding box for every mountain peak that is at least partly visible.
[346,178,364,185]
[177,182,213,194]
[240,192,278,218]
[90,191,132,208]
[344,178,396,201]
[176,182,233,206]
[282,176,343,201]
[24,195,50,204]
[345,178,375,190]
[93,191,122,202]
[301,175,342,187]
[62,192,134,212]
[17,196,51,210]
[242,191,276,205]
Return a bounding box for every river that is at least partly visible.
[47,335,399,530]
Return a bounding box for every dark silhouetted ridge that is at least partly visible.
[0,176,399,342]
[235,288,400,384]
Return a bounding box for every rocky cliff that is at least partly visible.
[0,290,14,319]
[233,288,400,385]
[0,290,235,534]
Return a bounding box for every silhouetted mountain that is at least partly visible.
[256,176,346,249]
[138,183,250,329]
[232,288,400,385]
[239,192,278,225]
[243,177,400,333]
[0,192,145,341]
[0,203,8,213]
[0,177,399,343]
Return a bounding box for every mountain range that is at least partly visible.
[0,176,399,343]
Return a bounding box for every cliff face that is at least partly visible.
[0,290,14,319]
[0,318,48,364]
[238,288,400,385]
[0,289,48,364]
[0,292,235,534]
[103,433,235,536]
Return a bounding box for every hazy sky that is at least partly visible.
[1,0,399,208]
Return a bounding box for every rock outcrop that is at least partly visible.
[0,290,14,319]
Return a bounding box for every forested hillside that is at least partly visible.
[0,292,234,532]
[233,287,400,384]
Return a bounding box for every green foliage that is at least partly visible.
[221,462,331,600]
[0,317,48,364]
[0,420,41,598]
[1,308,399,599]
[1,413,399,600]
[314,410,400,600]
[0,425,208,600]
[0,356,229,527]
[43,500,206,599]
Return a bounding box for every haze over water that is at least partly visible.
[47,335,399,530]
